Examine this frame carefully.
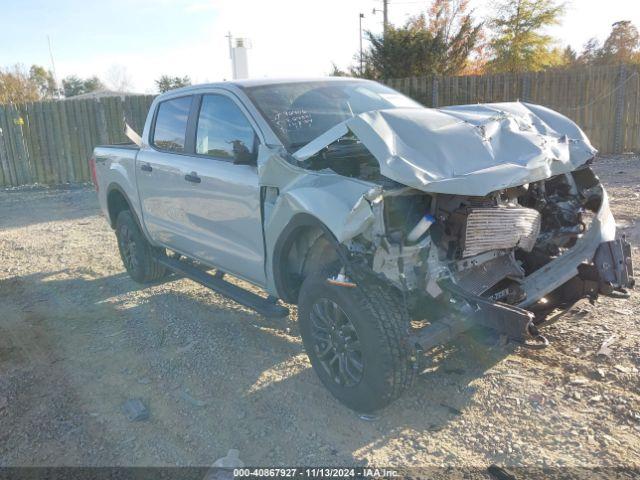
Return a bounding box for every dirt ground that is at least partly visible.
[0,154,638,472]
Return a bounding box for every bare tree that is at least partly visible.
[0,64,40,105]
[105,65,133,92]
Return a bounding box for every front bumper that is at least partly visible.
[411,188,634,352]
[518,188,618,307]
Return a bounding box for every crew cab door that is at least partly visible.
[137,91,266,285]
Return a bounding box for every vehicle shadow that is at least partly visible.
[0,270,302,466]
[0,268,513,466]
[240,323,513,465]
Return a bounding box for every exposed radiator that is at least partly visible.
[462,207,541,258]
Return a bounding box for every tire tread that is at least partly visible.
[298,266,415,411]
[116,210,166,284]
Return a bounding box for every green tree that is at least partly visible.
[0,64,40,105]
[155,75,191,93]
[361,0,481,79]
[561,45,577,65]
[328,62,349,77]
[600,21,640,64]
[576,22,640,66]
[29,65,58,98]
[61,75,105,97]
[83,76,104,92]
[426,0,483,73]
[487,0,565,73]
[577,37,601,64]
[363,25,437,79]
[61,75,84,97]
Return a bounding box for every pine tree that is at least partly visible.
[155,75,191,93]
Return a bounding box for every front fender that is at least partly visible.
[259,149,380,296]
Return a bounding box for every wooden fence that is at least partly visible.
[385,63,640,157]
[0,63,639,187]
[0,95,155,186]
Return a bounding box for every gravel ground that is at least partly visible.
[0,154,638,472]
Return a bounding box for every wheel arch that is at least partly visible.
[272,213,347,304]
[106,183,142,231]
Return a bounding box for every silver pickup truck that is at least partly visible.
[91,77,633,412]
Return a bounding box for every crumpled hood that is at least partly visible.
[293,102,597,196]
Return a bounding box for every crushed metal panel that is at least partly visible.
[291,122,350,162]
[258,144,379,295]
[259,144,379,245]
[518,189,617,307]
[293,102,597,197]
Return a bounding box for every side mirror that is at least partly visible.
[233,150,257,165]
[232,135,258,165]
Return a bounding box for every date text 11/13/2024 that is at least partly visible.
[232,467,400,478]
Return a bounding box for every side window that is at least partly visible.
[196,94,257,163]
[152,96,192,152]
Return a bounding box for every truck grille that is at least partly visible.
[462,207,541,258]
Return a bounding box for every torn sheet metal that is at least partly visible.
[259,143,377,254]
[518,188,616,307]
[293,102,597,197]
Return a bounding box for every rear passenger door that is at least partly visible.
[137,94,194,247]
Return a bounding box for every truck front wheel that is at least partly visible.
[298,268,415,413]
[115,210,166,283]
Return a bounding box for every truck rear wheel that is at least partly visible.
[298,267,415,412]
[115,210,166,284]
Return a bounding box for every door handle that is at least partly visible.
[140,163,152,172]
[184,172,201,184]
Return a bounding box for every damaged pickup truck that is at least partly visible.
[91,78,634,412]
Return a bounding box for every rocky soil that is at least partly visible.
[0,154,638,474]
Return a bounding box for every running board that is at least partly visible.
[157,256,289,318]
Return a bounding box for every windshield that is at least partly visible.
[242,80,422,152]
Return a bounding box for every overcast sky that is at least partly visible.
[1,0,639,93]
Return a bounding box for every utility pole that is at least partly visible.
[359,13,365,75]
[46,35,59,96]
[225,31,235,79]
[382,0,389,36]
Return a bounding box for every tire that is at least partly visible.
[115,210,166,284]
[298,267,415,412]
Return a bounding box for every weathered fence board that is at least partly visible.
[0,64,638,187]
[0,94,152,186]
[386,63,640,157]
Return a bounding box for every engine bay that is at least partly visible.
[288,124,632,338]
[344,163,620,317]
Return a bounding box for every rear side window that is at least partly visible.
[152,96,192,152]
[196,94,256,162]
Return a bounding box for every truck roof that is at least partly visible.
[165,76,373,95]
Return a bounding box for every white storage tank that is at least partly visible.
[232,38,250,79]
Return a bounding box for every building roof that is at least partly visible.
[65,90,141,100]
